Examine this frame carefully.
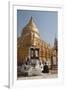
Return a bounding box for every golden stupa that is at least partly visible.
[17,17,53,65]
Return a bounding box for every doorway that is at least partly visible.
[30,48,39,59]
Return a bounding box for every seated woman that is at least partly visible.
[42,62,49,73]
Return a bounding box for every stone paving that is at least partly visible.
[18,71,58,80]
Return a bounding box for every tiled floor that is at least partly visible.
[18,73,58,80]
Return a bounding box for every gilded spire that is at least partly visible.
[23,16,39,34]
[29,16,33,24]
[27,16,36,28]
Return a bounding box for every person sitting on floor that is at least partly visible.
[42,62,49,73]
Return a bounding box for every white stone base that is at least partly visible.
[28,67,42,76]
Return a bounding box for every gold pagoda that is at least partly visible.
[17,17,53,65]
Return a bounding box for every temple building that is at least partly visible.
[51,37,58,70]
[17,17,57,68]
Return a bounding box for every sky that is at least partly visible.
[17,10,58,46]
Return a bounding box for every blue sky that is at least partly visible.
[17,10,58,46]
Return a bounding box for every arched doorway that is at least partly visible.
[30,47,39,59]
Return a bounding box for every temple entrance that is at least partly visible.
[30,48,39,59]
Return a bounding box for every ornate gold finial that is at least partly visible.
[28,16,34,25]
[30,16,33,22]
[22,16,39,35]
